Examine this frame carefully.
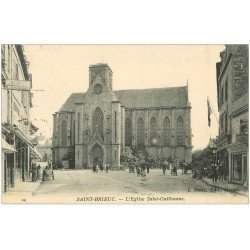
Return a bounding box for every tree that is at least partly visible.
[120,146,134,168]
[192,147,215,170]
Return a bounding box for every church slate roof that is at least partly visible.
[58,86,188,112]
[114,86,188,108]
[59,93,85,112]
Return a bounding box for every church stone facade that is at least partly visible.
[51,63,192,169]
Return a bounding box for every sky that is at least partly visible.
[24,45,225,150]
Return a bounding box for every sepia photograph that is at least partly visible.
[1,44,249,204]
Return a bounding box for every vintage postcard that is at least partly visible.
[1,45,249,204]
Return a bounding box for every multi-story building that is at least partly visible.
[1,44,40,192]
[52,63,192,169]
[216,45,248,186]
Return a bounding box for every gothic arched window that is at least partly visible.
[77,112,80,143]
[150,117,157,146]
[92,107,104,138]
[177,116,184,146]
[61,120,67,147]
[72,120,75,145]
[163,116,171,146]
[125,118,132,146]
[137,118,145,146]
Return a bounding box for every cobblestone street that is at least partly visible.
[3,169,247,204]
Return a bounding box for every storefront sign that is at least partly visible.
[5,79,31,91]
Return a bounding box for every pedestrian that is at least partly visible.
[37,165,42,179]
[169,162,173,175]
[96,163,99,173]
[42,165,54,181]
[32,163,37,182]
[129,162,132,173]
[106,164,110,173]
[100,160,103,172]
[93,163,96,173]
[136,167,141,177]
[141,168,146,180]
[217,163,223,182]
[212,164,218,183]
[162,160,166,175]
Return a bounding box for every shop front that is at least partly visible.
[227,143,248,186]
[2,123,41,192]
[2,138,16,192]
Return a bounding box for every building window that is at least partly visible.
[177,116,184,146]
[92,107,103,138]
[125,118,132,146]
[240,119,248,134]
[225,80,228,101]
[137,117,145,146]
[150,117,157,146]
[163,116,171,146]
[72,120,75,145]
[61,120,67,147]
[114,111,117,142]
[232,154,242,181]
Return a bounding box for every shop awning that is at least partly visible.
[2,139,16,153]
[30,146,42,159]
[4,123,34,148]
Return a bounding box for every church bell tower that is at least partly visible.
[89,63,113,91]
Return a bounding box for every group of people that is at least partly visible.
[161,159,189,176]
[128,160,150,175]
[210,162,227,183]
[135,165,147,180]
[91,157,189,179]
[30,162,54,182]
[93,162,110,173]
[162,161,178,176]
[42,162,55,181]
[30,163,42,182]
[192,161,228,183]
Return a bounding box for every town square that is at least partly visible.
[1,45,248,204]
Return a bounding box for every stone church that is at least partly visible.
[51,63,192,169]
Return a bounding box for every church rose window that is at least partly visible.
[125,118,132,146]
[61,120,67,147]
[163,116,171,146]
[92,107,104,138]
[177,116,184,146]
[137,118,145,146]
[150,117,157,146]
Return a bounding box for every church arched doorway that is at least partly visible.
[92,144,103,168]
